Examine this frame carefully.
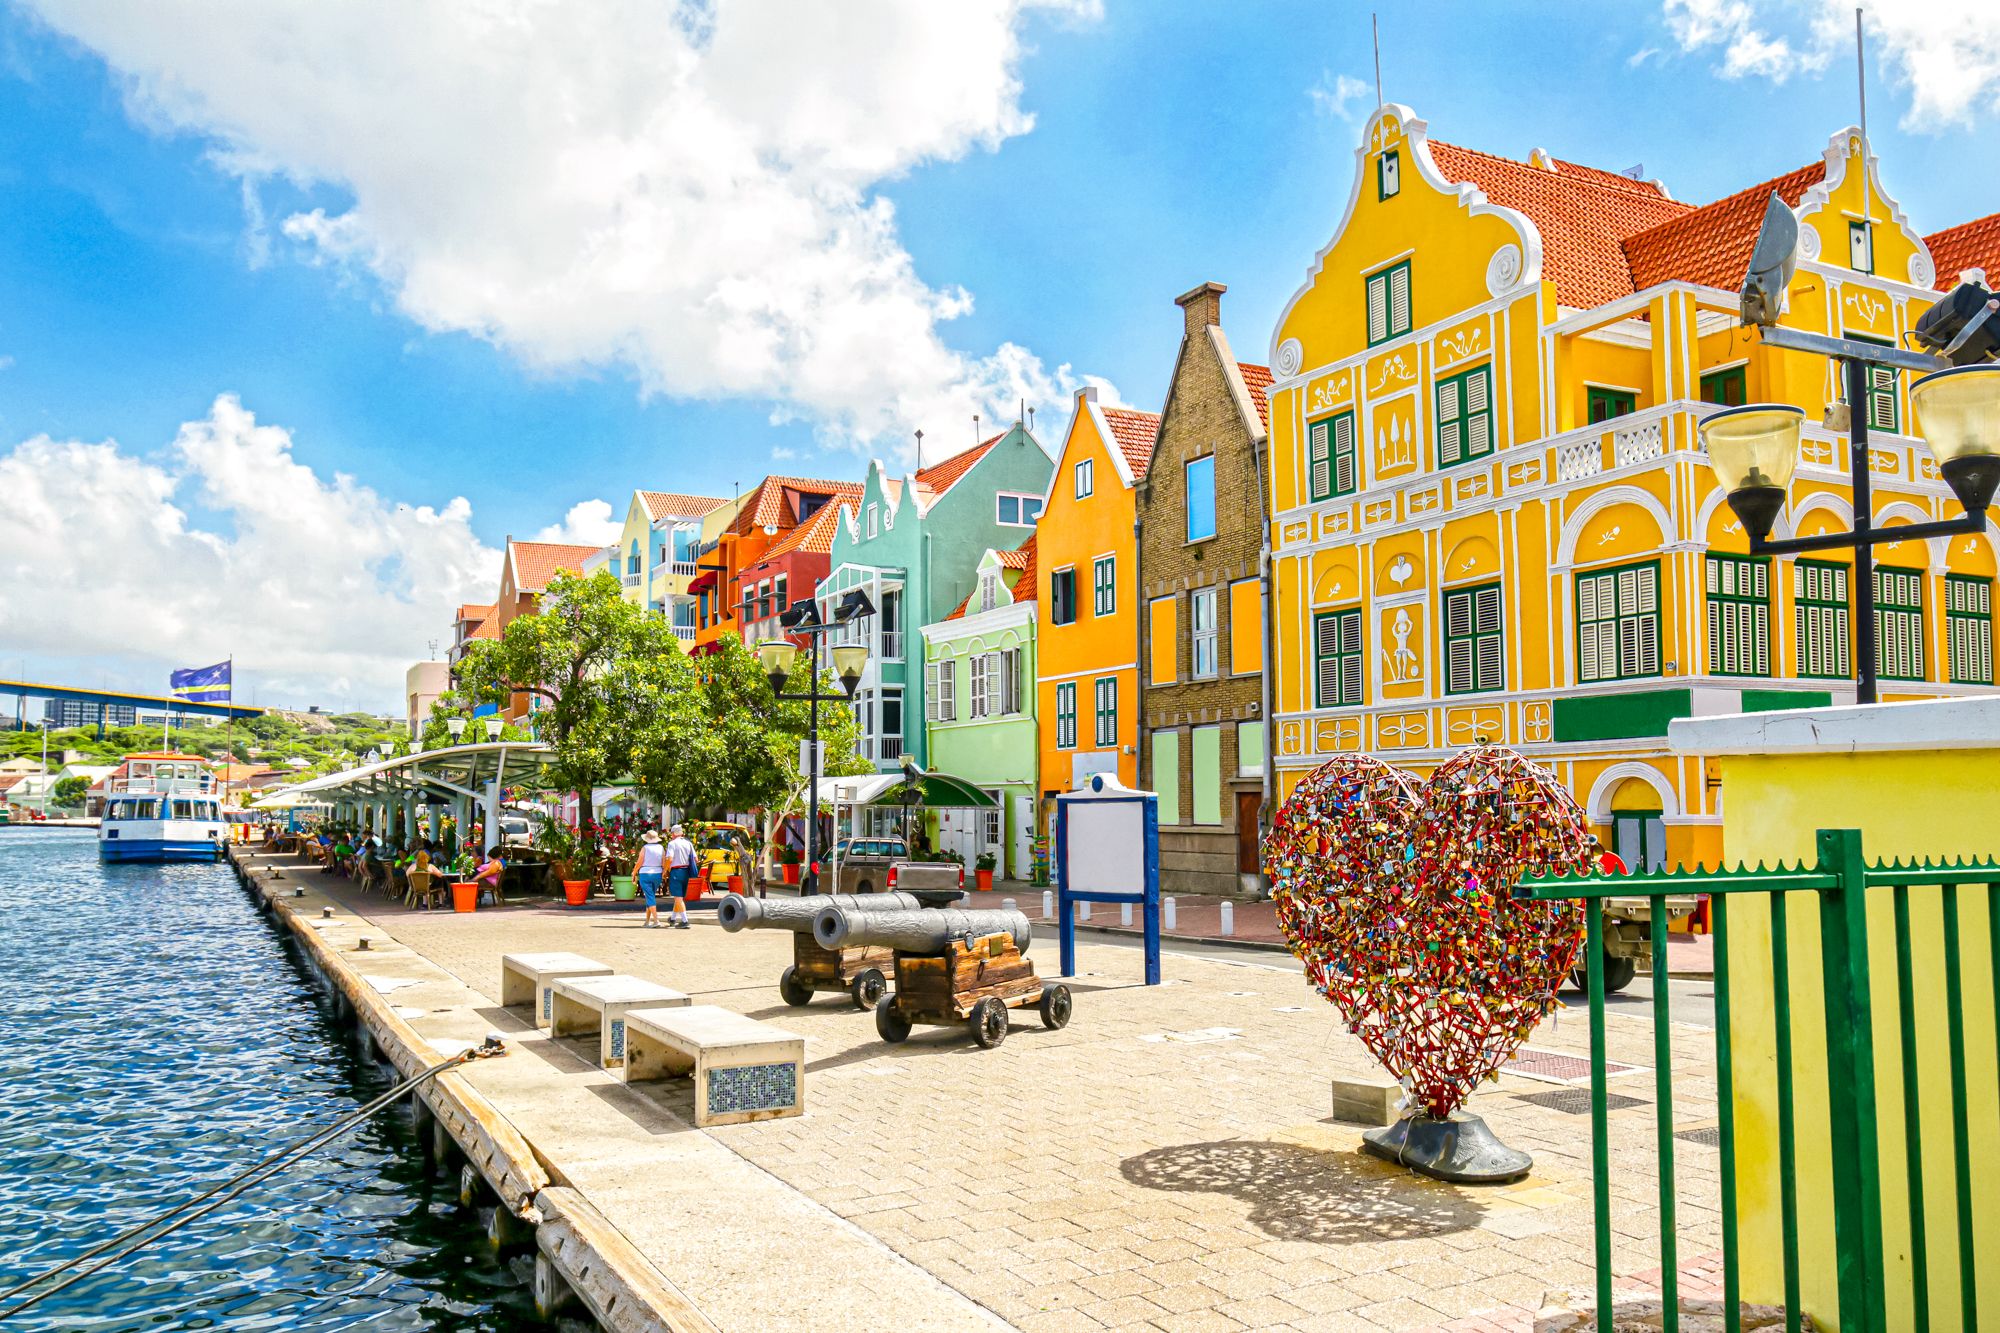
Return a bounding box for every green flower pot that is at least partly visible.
[611,875,637,901]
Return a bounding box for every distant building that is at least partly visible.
[42,699,137,728]
[406,660,448,737]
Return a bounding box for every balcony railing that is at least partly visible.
[879,629,903,661]
[670,560,699,577]
[621,572,641,588]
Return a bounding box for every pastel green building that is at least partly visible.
[919,538,1039,878]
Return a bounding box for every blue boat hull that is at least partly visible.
[100,839,225,863]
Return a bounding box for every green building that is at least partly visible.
[919,538,1039,878]
[816,423,1053,789]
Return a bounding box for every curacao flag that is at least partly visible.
[170,660,232,703]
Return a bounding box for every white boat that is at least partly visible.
[98,754,226,863]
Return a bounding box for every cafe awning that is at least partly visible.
[257,741,560,807]
[802,771,996,808]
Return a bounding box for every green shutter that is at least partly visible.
[1308,412,1356,502]
[1314,609,1363,707]
[1705,554,1770,677]
[1443,583,1504,694]
[1435,365,1493,468]
[1945,574,1993,684]
[1873,566,1925,681]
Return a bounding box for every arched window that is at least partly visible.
[627,538,640,576]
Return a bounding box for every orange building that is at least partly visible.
[1034,386,1158,816]
[494,538,600,719]
[689,475,861,656]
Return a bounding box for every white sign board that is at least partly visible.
[1058,775,1153,897]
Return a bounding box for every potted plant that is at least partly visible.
[779,843,802,885]
[534,817,590,904]
[605,818,639,900]
[974,851,997,892]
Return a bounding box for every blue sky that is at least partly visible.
[2,1,1994,709]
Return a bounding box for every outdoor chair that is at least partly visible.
[406,868,443,910]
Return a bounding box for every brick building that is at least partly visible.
[1135,282,1273,898]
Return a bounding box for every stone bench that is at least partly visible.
[621,1004,805,1127]
[550,975,691,1068]
[501,952,613,1029]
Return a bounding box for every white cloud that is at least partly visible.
[1627,45,1665,68]
[22,0,1111,456]
[532,499,621,548]
[1663,2,2000,128]
[0,395,495,710]
[1309,71,1373,124]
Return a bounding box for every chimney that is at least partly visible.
[1175,281,1227,339]
[1079,385,1098,405]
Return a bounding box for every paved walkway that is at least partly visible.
[260,852,1725,1332]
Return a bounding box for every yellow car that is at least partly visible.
[695,822,753,883]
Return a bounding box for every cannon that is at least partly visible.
[720,891,943,1011]
[815,906,1070,1049]
[717,891,930,933]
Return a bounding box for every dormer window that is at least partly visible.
[867,504,879,538]
[1378,149,1400,200]
[1850,221,1874,273]
[979,571,1000,614]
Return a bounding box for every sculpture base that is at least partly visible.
[1360,1112,1531,1184]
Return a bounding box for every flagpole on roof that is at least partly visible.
[1372,13,1383,113]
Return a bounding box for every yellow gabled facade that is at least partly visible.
[1265,105,1999,870]
[1035,387,1158,815]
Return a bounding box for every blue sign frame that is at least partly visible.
[1054,774,1162,985]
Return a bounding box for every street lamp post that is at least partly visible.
[757,589,875,896]
[1704,195,2000,704]
[446,716,467,744]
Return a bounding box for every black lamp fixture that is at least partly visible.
[1701,193,2000,704]
[758,587,878,894]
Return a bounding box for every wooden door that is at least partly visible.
[1235,791,1262,874]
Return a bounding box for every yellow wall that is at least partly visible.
[1263,106,1996,873]
[1717,744,2000,1330]
[1036,391,1142,802]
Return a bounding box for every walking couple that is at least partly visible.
[636,824,696,929]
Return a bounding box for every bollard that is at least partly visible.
[1120,902,1133,927]
[1165,896,1177,930]
[1078,901,1092,922]
[1042,890,1053,918]
[321,906,334,919]
[1219,901,1234,936]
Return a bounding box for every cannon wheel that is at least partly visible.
[970,997,1009,1049]
[778,966,813,1008]
[1038,983,1072,1031]
[849,967,887,1011]
[874,995,911,1043]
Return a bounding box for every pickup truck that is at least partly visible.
[830,838,966,899]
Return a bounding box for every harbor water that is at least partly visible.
[0,829,535,1330]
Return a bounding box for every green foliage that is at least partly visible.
[975,851,997,872]
[52,776,90,806]
[0,711,403,770]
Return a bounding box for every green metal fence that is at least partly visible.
[1517,829,2000,1333]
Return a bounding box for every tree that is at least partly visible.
[629,634,868,854]
[452,570,690,850]
[52,776,90,808]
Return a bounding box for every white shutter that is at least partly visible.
[1447,638,1473,693]
[1004,649,1021,714]
[1476,632,1503,691]
[1465,368,1491,459]
[1308,419,1331,499]
[938,661,955,721]
[1388,265,1411,334]
[925,663,940,723]
[1444,590,1471,638]
[1868,366,1898,432]
[1437,379,1462,465]
[1474,586,1502,634]
[1366,273,1387,343]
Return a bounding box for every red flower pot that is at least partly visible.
[562,879,590,905]
[687,876,708,903]
[727,874,744,893]
[975,869,994,892]
[451,882,478,913]
[782,862,800,885]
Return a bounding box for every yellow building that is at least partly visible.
[613,490,736,641]
[1035,387,1158,813]
[1265,106,2000,869]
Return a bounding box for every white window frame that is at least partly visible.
[1190,588,1218,679]
[1055,682,1077,749]
[1074,458,1094,499]
[996,492,1042,527]
[927,660,957,723]
[867,504,879,538]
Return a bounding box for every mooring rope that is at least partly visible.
[0,1036,507,1321]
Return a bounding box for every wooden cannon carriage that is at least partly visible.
[813,905,1072,1048]
[717,890,937,1011]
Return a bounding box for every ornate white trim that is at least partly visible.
[1584,761,1681,819]
[1908,252,1936,289]
[1486,244,1524,297]
[1555,484,1677,566]
[1274,337,1304,378]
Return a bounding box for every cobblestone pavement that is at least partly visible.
[299,863,1724,1332]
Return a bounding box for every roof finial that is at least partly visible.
[973,412,980,449]
[914,428,925,471]
[1372,12,1384,114]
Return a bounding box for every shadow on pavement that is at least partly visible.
[1120,1139,1486,1245]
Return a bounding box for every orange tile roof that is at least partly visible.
[639,491,730,521]
[1101,407,1161,481]
[733,475,865,534]
[469,612,499,641]
[945,535,1038,620]
[1926,213,2000,289]
[455,602,492,623]
[912,434,1001,501]
[1236,362,1272,430]
[758,497,854,561]
[1623,161,1826,293]
[508,540,601,593]
[1428,140,1693,307]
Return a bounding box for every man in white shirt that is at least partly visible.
[665,824,697,929]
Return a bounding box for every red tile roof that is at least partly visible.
[1428,140,1694,307]
[639,491,730,521]
[469,612,499,641]
[945,535,1038,620]
[1926,213,2000,289]
[455,602,493,623]
[1236,362,1272,430]
[757,497,854,562]
[1623,162,1826,293]
[508,540,601,593]
[913,435,1001,500]
[1101,407,1161,482]
[733,476,865,534]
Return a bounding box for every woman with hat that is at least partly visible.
[635,829,667,928]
